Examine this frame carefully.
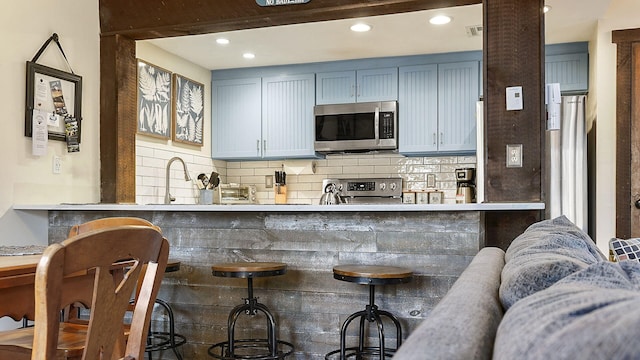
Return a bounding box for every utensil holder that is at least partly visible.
[199,189,214,205]
[275,185,287,204]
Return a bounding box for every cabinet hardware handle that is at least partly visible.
[433,133,436,145]
[256,139,260,153]
[263,140,267,152]
[440,132,444,145]
[351,84,355,98]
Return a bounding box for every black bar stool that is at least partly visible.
[325,265,413,360]
[208,262,294,360]
[146,260,187,360]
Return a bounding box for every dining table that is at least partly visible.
[0,246,46,321]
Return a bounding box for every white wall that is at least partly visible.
[592,0,640,254]
[0,0,100,330]
[0,1,100,244]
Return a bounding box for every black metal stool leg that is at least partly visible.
[145,298,186,360]
[208,276,293,360]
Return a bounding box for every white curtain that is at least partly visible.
[548,95,588,231]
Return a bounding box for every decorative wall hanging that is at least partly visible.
[137,59,172,139]
[25,33,82,152]
[173,74,204,146]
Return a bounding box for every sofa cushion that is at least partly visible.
[499,216,604,309]
[494,260,640,360]
[394,247,505,360]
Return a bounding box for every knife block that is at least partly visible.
[275,185,287,204]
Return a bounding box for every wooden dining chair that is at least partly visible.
[0,224,169,360]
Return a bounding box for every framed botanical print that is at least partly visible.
[173,74,204,146]
[137,59,172,139]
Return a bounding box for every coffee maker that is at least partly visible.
[455,168,476,203]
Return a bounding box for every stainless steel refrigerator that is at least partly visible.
[546,92,588,232]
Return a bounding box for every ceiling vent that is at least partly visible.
[465,25,483,37]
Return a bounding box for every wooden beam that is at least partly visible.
[483,0,545,203]
[99,0,480,40]
[612,29,640,238]
[99,34,136,203]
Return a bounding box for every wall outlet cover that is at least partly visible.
[506,144,523,167]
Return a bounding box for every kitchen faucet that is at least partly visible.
[165,157,192,204]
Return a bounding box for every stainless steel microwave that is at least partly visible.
[314,101,397,153]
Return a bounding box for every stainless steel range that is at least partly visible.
[320,178,403,204]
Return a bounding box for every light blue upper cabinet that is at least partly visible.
[398,64,439,153]
[398,61,479,155]
[437,61,479,153]
[316,68,398,104]
[545,53,588,92]
[262,73,316,159]
[211,78,262,159]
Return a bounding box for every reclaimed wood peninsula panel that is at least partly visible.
[48,209,484,359]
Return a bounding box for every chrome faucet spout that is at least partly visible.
[164,157,191,204]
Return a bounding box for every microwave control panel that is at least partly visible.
[379,112,395,139]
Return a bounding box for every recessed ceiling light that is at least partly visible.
[216,38,230,45]
[243,53,255,59]
[350,23,371,32]
[543,5,552,13]
[429,15,452,25]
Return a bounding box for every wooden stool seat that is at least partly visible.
[212,262,287,278]
[333,265,413,285]
[165,260,181,273]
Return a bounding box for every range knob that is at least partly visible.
[379,183,386,191]
[390,182,397,191]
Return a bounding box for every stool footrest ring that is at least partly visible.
[208,339,294,360]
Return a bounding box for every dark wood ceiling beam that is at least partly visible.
[99,0,480,40]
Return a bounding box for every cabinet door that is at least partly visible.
[545,53,588,92]
[438,61,479,153]
[356,68,398,103]
[262,74,316,158]
[315,71,356,105]
[211,78,262,159]
[398,64,438,154]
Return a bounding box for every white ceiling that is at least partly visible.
[146,0,611,70]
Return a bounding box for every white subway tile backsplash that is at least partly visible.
[135,142,476,205]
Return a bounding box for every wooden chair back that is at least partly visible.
[30,225,169,360]
[68,217,160,237]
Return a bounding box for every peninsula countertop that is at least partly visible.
[13,202,545,212]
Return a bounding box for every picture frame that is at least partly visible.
[25,61,82,142]
[173,73,204,146]
[137,59,172,139]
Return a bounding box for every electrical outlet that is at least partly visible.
[506,144,523,168]
[53,155,62,174]
[265,175,273,188]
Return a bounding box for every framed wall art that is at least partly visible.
[25,61,82,143]
[173,74,204,146]
[137,59,172,139]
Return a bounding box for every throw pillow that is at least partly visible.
[609,237,640,262]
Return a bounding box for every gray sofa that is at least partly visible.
[395,216,640,360]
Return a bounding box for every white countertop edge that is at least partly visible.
[13,202,545,212]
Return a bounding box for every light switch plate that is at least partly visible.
[265,175,273,188]
[506,86,523,111]
[506,144,523,167]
